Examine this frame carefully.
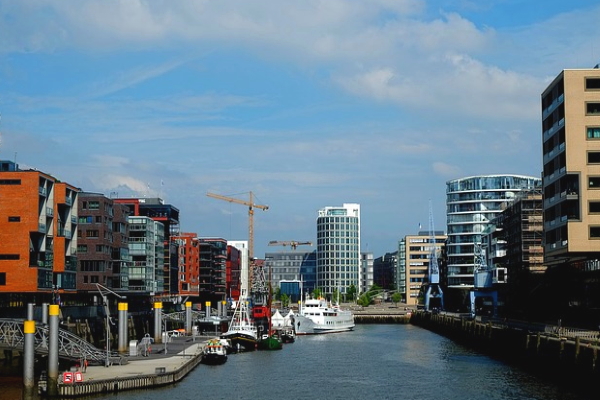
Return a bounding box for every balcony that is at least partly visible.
[39,187,47,197]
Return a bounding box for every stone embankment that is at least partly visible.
[349,304,412,324]
[410,311,600,382]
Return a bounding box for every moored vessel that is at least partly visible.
[220,298,258,352]
[294,297,355,335]
[201,339,228,365]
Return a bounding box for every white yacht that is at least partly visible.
[294,297,355,335]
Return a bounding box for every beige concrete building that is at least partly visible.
[403,231,446,306]
[542,68,600,266]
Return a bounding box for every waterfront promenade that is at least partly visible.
[54,336,209,397]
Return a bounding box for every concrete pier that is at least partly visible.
[54,336,209,397]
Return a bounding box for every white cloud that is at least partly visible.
[432,161,461,177]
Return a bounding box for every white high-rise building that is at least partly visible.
[446,175,541,288]
[316,203,361,297]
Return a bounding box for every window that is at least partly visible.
[0,254,19,260]
[8,216,20,222]
[86,230,99,238]
[589,177,600,188]
[77,244,88,253]
[586,102,600,115]
[0,272,5,285]
[589,202,600,214]
[590,226,600,238]
[586,78,600,90]
[587,127,600,139]
[0,179,21,185]
[589,152,600,164]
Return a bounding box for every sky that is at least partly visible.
[1,0,600,259]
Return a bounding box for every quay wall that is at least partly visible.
[410,311,600,381]
[56,351,203,397]
[354,314,410,324]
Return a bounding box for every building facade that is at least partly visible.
[0,161,79,300]
[198,238,227,304]
[115,198,180,296]
[127,216,164,294]
[316,203,361,296]
[360,251,373,294]
[446,175,541,288]
[403,231,446,306]
[542,69,600,265]
[77,192,131,292]
[171,232,200,297]
[264,250,317,294]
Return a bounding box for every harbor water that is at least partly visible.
[1,324,593,400]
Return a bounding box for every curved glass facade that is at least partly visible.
[446,175,540,287]
[316,203,361,296]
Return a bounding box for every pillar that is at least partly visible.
[23,304,36,397]
[118,302,128,353]
[185,301,192,335]
[205,301,211,319]
[47,304,60,397]
[42,302,49,325]
[153,302,162,343]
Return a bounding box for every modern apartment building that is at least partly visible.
[198,238,227,304]
[77,192,131,292]
[373,252,397,290]
[171,232,200,297]
[403,231,446,306]
[115,198,180,296]
[127,216,164,294]
[360,251,373,295]
[316,203,361,296]
[446,175,541,288]
[0,161,79,299]
[542,68,600,266]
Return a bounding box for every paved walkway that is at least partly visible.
[76,336,210,382]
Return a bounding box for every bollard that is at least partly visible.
[23,319,36,396]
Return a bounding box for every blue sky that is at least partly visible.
[1,0,600,258]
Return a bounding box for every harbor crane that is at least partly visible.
[422,200,444,312]
[268,240,312,250]
[206,191,268,259]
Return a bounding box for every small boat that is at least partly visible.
[220,297,258,352]
[257,333,283,350]
[279,328,295,343]
[202,339,228,365]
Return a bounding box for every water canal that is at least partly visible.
[0,324,593,399]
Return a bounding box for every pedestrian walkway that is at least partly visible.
[56,336,211,394]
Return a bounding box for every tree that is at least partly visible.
[357,292,372,307]
[312,288,322,299]
[280,293,290,308]
[346,284,357,303]
[274,287,282,301]
[391,292,402,306]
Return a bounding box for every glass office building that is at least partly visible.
[446,175,541,287]
[316,203,361,296]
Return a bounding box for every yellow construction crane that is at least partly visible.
[206,191,269,259]
[268,240,312,250]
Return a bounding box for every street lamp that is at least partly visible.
[95,284,125,368]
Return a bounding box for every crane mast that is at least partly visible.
[206,191,268,259]
[424,200,444,311]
